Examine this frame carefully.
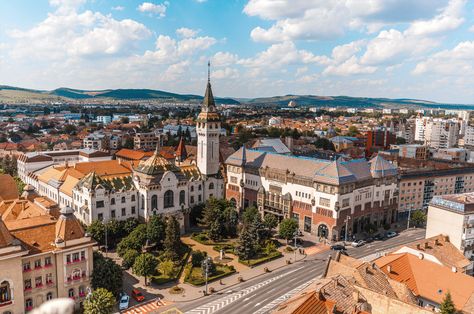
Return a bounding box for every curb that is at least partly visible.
[165,252,309,303]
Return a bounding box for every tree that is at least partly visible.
[147,215,166,247]
[410,210,427,227]
[123,137,134,149]
[264,241,277,255]
[242,206,259,226]
[440,291,456,314]
[278,218,298,242]
[133,253,158,285]
[223,207,239,238]
[122,217,139,234]
[314,138,335,151]
[91,252,123,297]
[120,116,130,124]
[396,137,407,145]
[117,224,147,257]
[164,216,182,260]
[159,259,175,278]
[264,214,278,232]
[235,227,256,262]
[83,288,115,314]
[347,125,360,137]
[191,250,206,267]
[87,220,105,246]
[121,249,139,270]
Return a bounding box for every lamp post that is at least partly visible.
[104,221,108,257]
[407,204,413,229]
[293,230,300,262]
[202,257,212,295]
[239,179,245,213]
[344,216,351,243]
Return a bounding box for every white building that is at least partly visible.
[17,149,111,183]
[427,193,474,274]
[424,119,459,149]
[96,115,112,124]
[268,117,282,126]
[415,116,430,142]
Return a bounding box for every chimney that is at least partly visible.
[424,242,429,249]
[452,266,457,273]
[444,235,450,242]
[435,239,440,246]
[418,253,424,260]
[387,265,392,273]
[353,290,360,302]
[416,243,421,250]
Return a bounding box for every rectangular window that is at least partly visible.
[198,195,202,202]
[190,196,195,204]
[81,251,86,260]
[342,198,350,208]
[319,197,330,207]
[98,213,103,221]
[46,273,53,284]
[24,279,32,290]
[96,201,104,208]
[131,206,136,214]
[121,208,126,216]
[23,262,31,272]
[34,259,41,269]
[66,254,71,264]
[111,210,115,218]
[35,276,42,287]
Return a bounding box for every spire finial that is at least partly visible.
[208,60,211,83]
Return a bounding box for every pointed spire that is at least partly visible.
[154,142,160,155]
[175,137,187,162]
[202,61,216,112]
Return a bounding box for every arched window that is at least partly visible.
[131,195,136,202]
[179,191,185,205]
[68,288,74,298]
[190,186,194,192]
[141,195,145,209]
[151,195,158,210]
[198,185,202,191]
[209,182,214,190]
[0,280,11,304]
[164,190,174,208]
[25,298,33,310]
[121,196,126,203]
[110,198,115,205]
[79,286,85,297]
[46,292,53,301]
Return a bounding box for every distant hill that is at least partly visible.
[1,85,473,109]
[0,85,240,104]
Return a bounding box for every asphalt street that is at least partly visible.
[177,228,426,314]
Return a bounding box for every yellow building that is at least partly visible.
[0,195,94,313]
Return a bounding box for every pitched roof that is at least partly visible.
[175,137,188,160]
[375,253,474,311]
[134,149,180,176]
[369,154,397,178]
[0,174,19,201]
[116,148,154,161]
[0,218,15,248]
[252,138,291,154]
[55,207,85,242]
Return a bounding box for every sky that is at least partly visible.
[0,0,474,103]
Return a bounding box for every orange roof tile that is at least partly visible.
[375,253,474,311]
[0,174,19,201]
[116,148,154,161]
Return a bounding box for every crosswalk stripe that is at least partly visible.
[184,266,304,314]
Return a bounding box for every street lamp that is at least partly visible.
[293,230,299,262]
[202,257,212,295]
[104,221,108,257]
[344,216,351,243]
[407,204,414,230]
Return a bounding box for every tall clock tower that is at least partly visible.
[197,62,221,177]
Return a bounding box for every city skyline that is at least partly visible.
[1,0,474,103]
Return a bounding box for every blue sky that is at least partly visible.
[0,0,474,103]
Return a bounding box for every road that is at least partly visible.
[177,228,426,314]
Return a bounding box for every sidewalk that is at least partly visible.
[126,242,312,304]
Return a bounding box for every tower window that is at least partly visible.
[164,190,174,208]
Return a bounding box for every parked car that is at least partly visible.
[351,240,366,247]
[330,244,347,251]
[373,233,385,241]
[386,231,398,238]
[131,289,145,302]
[364,237,374,243]
[119,293,130,310]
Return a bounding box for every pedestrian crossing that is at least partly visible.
[122,299,168,314]
[184,266,304,314]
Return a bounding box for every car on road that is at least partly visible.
[119,293,130,310]
[330,244,346,251]
[364,237,374,243]
[373,233,386,241]
[351,240,366,247]
[386,231,398,238]
[131,289,145,302]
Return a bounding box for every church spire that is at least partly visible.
[202,61,216,112]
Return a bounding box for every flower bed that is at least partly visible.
[238,251,282,267]
[184,264,236,286]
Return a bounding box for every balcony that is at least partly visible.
[44,263,53,268]
[46,281,54,286]
[67,258,84,265]
[34,266,42,270]
[35,283,43,288]
[25,306,33,312]
[24,287,32,292]
[23,268,32,273]
[79,292,86,298]
[0,300,12,308]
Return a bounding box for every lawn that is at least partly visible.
[238,250,283,267]
[191,232,237,246]
[150,245,191,285]
[184,264,236,286]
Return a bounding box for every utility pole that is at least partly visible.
[344,216,351,243]
[293,230,298,262]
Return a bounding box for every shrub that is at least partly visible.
[191,250,207,267]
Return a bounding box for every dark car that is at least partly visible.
[365,237,374,243]
[330,244,347,251]
[373,233,385,241]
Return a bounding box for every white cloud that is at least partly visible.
[177,36,216,55]
[405,0,465,36]
[323,56,377,76]
[8,8,150,59]
[213,67,239,79]
[137,2,168,17]
[243,0,451,42]
[112,6,125,11]
[413,41,474,76]
[176,27,199,38]
[212,52,238,67]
